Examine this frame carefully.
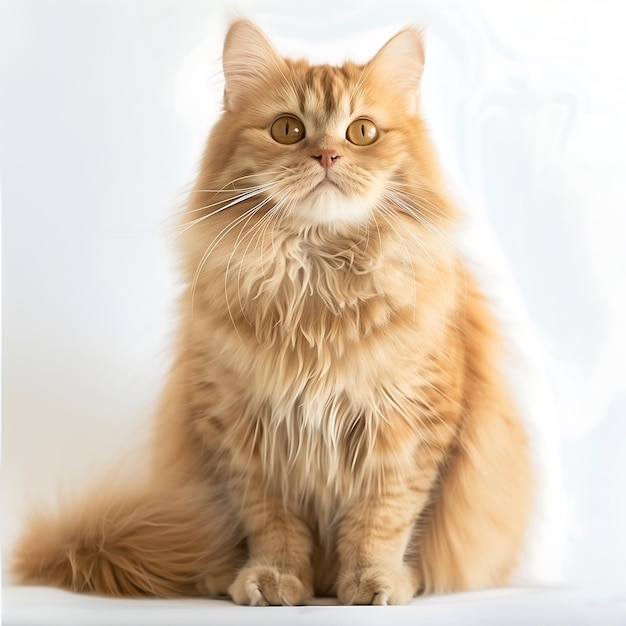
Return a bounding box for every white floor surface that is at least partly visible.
[3,584,626,626]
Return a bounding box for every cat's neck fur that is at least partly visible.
[185,207,452,355]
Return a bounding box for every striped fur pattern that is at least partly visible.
[11,20,532,605]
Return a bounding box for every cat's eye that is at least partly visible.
[346,118,378,146]
[270,115,305,145]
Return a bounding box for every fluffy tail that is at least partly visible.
[418,290,534,592]
[10,479,244,597]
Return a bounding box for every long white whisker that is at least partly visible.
[386,184,456,228]
[226,192,285,327]
[380,202,451,335]
[183,185,268,216]
[382,189,453,247]
[376,207,419,322]
[176,184,278,240]
[237,195,288,299]
[190,202,268,314]
[191,170,287,193]
[384,190,458,301]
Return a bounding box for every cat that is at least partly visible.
[11,19,533,606]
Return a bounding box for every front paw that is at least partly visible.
[337,564,417,606]
[228,563,311,606]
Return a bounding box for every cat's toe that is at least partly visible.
[337,565,417,606]
[228,564,310,606]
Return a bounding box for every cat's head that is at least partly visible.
[204,19,448,230]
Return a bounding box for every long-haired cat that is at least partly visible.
[11,19,532,605]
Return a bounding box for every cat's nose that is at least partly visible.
[312,149,340,170]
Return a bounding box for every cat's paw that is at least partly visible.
[228,564,311,606]
[337,564,417,606]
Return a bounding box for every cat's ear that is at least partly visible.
[367,28,424,114]
[222,19,284,113]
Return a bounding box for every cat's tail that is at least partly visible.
[10,478,244,597]
[417,289,534,592]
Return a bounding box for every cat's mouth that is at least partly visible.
[309,175,342,195]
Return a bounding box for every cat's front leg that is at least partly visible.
[228,492,314,606]
[336,471,436,606]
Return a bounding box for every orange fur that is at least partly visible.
[11,19,532,605]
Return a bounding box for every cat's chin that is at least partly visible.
[294,186,371,226]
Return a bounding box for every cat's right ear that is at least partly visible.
[367,27,425,115]
[222,19,284,113]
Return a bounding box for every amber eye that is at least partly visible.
[346,118,378,146]
[270,115,305,145]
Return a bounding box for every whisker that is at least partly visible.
[190,202,268,314]
[382,189,453,247]
[376,207,419,321]
[243,196,289,282]
[176,184,278,240]
[225,192,285,327]
[386,184,456,226]
[380,202,453,339]
[190,170,288,194]
[383,186,458,294]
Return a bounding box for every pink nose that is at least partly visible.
[312,149,340,170]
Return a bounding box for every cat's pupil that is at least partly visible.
[286,121,290,135]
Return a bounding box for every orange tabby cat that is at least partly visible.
[11,19,532,605]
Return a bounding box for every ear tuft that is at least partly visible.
[367,28,425,113]
[222,19,284,113]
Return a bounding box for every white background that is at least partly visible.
[2,0,625,588]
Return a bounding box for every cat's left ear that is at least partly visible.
[222,19,285,113]
[367,28,425,114]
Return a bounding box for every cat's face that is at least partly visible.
[212,20,432,229]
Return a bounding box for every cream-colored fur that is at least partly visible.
[11,19,532,605]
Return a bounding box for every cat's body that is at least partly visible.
[11,20,532,605]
